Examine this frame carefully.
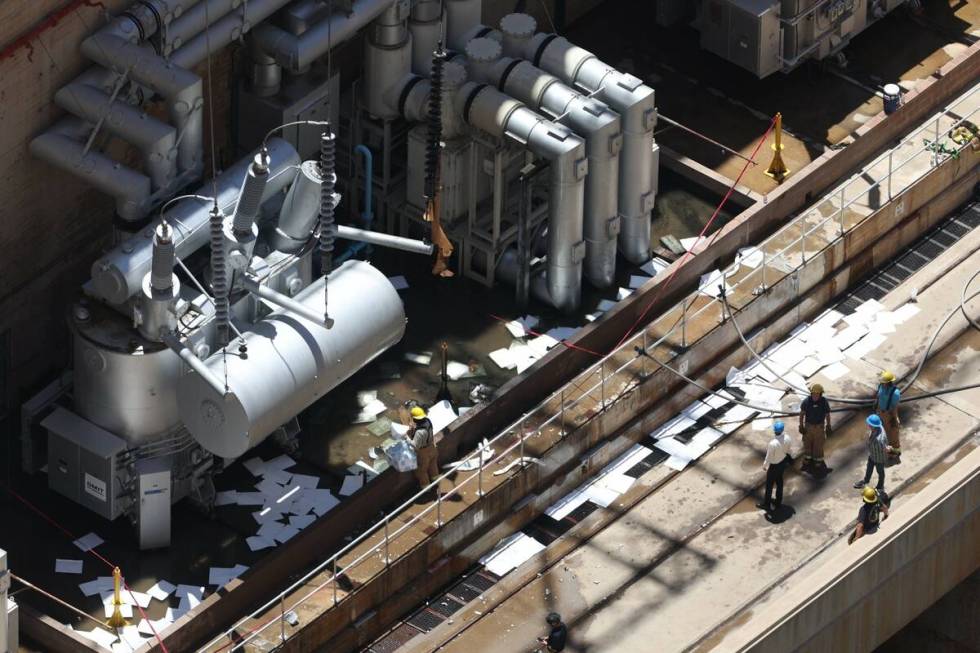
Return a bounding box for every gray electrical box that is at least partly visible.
[700,0,781,78]
[43,407,126,520]
[237,73,341,161]
[137,458,172,550]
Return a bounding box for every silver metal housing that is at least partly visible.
[178,261,406,458]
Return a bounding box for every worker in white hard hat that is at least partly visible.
[875,370,902,463]
[848,486,889,545]
[799,383,832,475]
[409,406,439,493]
[758,421,791,514]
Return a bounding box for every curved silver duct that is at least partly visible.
[90,138,301,305]
[35,0,290,220]
[363,1,414,120]
[509,30,658,264]
[400,60,468,138]
[483,56,622,288]
[457,82,587,312]
[54,83,178,191]
[178,260,406,458]
[254,0,403,72]
[409,0,443,74]
[30,132,153,221]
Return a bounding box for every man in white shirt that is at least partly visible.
[758,421,791,513]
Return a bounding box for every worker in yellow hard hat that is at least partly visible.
[798,383,832,475]
[875,370,901,463]
[409,406,440,494]
[848,486,889,544]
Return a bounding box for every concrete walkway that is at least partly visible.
[431,228,980,652]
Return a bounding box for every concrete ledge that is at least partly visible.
[718,446,980,653]
[660,145,761,209]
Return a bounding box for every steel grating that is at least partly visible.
[428,596,464,617]
[464,571,499,590]
[367,624,421,653]
[406,608,446,632]
[833,201,978,315]
[447,580,483,603]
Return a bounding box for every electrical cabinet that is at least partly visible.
[700,0,782,78]
[137,458,172,550]
[43,407,126,520]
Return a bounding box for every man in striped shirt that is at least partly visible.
[854,414,893,491]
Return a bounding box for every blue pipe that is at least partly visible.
[337,144,375,265]
[354,144,374,226]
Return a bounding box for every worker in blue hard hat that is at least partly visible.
[854,414,894,491]
[758,421,792,514]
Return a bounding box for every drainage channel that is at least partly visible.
[361,199,980,653]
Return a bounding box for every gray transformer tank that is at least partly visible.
[179,261,407,459]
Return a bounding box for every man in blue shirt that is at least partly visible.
[876,370,901,462]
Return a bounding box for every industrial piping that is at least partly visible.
[456,81,587,312]
[476,49,623,288]
[506,29,658,264]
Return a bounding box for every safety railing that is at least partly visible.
[203,82,980,652]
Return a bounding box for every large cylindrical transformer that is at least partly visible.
[178,261,406,458]
[72,303,182,444]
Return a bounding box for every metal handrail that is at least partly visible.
[203,82,980,652]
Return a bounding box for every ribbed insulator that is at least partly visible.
[319,129,337,268]
[150,221,176,291]
[424,46,447,200]
[209,206,230,347]
[232,153,270,236]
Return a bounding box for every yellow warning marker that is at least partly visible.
[765,112,790,182]
[106,567,128,628]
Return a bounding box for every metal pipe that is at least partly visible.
[488,56,621,288]
[91,138,300,305]
[520,31,657,264]
[169,0,295,69]
[30,132,152,221]
[243,276,330,326]
[81,33,204,174]
[445,0,483,52]
[272,159,326,254]
[164,0,239,54]
[354,145,374,222]
[336,225,434,255]
[459,82,586,312]
[253,0,401,72]
[55,82,178,190]
[409,0,443,74]
[162,332,228,397]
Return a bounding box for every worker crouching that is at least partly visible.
[409,406,440,494]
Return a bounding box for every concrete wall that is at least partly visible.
[716,446,980,653]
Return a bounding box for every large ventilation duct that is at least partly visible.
[54,83,178,191]
[457,82,587,312]
[35,0,290,220]
[509,30,658,264]
[81,34,204,175]
[30,133,152,221]
[481,55,622,288]
[178,260,406,458]
[254,0,404,73]
[401,60,468,139]
[363,1,414,120]
[409,0,443,74]
[90,138,301,305]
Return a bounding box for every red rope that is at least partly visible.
[2,483,170,652]
[611,114,778,352]
[491,115,778,360]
